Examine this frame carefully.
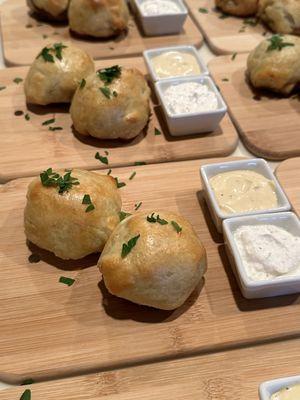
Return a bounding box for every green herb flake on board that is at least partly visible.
[121,234,140,258]
[25,113,30,121]
[129,171,136,180]
[134,161,146,166]
[115,177,126,188]
[42,118,55,126]
[49,126,63,131]
[59,276,75,286]
[95,151,108,165]
[20,389,31,400]
[199,7,208,13]
[0,86,6,91]
[231,52,237,60]
[146,213,168,225]
[28,254,41,263]
[134,201,142,210]
[154,127,162,135]
[21,379,35,385]
[107,169,112,175]
[171,220,182,233]
[15,110,24,116]
[13,77,23,84]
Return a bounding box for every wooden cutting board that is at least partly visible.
[1,338,300,399]
[186,0,267,54]
[0,0,203,66]
[276,157,300,215]
[1,157,300,383]
[0,58,238,183]
[209,53,300,160]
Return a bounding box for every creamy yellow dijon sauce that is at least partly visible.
[209,170,278,214]
[151,51,201,78]
[271,384,300,400]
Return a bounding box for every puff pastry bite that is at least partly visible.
[258,0,300,35]
[98,211,207,310]
[247,34,300,94]
[70,65,151,140]
[68,0,130,38]
[24,169,122,260]
[27,0,69,20]
[24,43,95,105]
[215,0,258,16]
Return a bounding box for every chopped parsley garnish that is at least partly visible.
[79,78,86,89]
[100,86,111,99]
[105,150,109,155]
[25,113,30,121]
[95,151,108,165]
[119,211,132,221]
[112,90,118,97]
[40,168,80,194]
[15,110,24,116]
[231,52,237,61]
[115,177,126,188]
[59,276,75,286]
[42,118,55,126]
[20,389,31,400]
[107,169,112,175]
[171,220,182,233]
[154,127,161,135]
[147,213,168,225]
[129,171,136,180]
[13,77,23,84]
[222,78,229,82]
[97,65,122,84]
[267,34,294,52]
[199,7,208,13]
[82,194,95,212]
[49,126,63,131]
[121,234,140,258]
[0,86,6,91]
[134,161,146,166]
[28,254,41,263]
[37,47,55,63]
[134,201,142,210]
[37,43,67,62]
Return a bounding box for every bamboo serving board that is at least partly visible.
[276,157,300,215]
[209,53,300,160]
[0,0,203,66]
[0,58,238,183]
[1,158,300,383]
[186,0,267,54]
[1,338,300,399]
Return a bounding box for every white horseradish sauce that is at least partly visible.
[162,82,218,115]
[140,0,181,15]
[234,224,300,281]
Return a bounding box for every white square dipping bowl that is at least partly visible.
[155,75,227,136]
[223,211,300,299]
[200,158,291,232]
[143,45,209,82]
[133,0,187,36]
[259,374,300,399]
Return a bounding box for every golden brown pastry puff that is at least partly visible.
[247,34,300,94]
[24,169,122,260]
[98,211,207,310]
[24,43,95,105]
[70,65,151,140]
[27,0,69,21]
[258,0,300,35]
[68,0,130,38]
[215,0,258,16]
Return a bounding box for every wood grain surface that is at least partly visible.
[209,53,300,160]
[186,0,267,54]
[1,158,300,383]
[276,157,300,216]
[0,0,203,66]
[0,58,238,183]
[1,338,300,399]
